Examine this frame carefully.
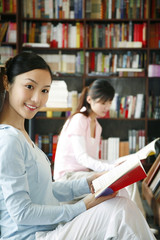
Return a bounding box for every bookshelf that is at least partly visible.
[0,0,20,105]
[142,154,160,226]
[1,0,160,152]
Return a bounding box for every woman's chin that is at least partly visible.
[97,113,106,118]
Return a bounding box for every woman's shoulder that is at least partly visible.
[71,113,88,121]
[64,113,88,132]
[0,124,19,134]
[0,124,23,143]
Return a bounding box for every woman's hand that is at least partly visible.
[86,172,108,193]
[83,191,118,210]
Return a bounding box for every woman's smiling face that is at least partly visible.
[6,69,52,120]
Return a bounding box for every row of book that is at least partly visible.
[0,46,15,65]
[99,129,145,162]
[34,129,145,164]
[128,129,145,154]
[23,21,84,48]
[38,92,160,121]
[148,95,160,119]
[35,133,58,163]
[38,52,145,76]
[0,22,17,43]
[86,0,148,19]
[22,0,149,20]
[151,0,160,19]
[22,21,147,49]
[107,93,145,119]
[118,69,145,77]
[150,52,160,65]
[86,22,147,48]
[39,52,84,74]
[99,137,120,162]
[86,51,146,76]
[148,167,160,200]
[23,0,84,19]
[0,0,16,13]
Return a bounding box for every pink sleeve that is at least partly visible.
[67,114,88,137]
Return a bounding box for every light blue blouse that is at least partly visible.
[0,125,89,240]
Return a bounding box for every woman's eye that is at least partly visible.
[26,85,33,89]
[42,89,49,93]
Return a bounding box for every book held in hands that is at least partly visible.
[92,138,160,198]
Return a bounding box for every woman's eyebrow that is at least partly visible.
[25,78,38,84]
[25,78,51,88]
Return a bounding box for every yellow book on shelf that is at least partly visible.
[76,22,80,48]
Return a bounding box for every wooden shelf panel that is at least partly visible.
[39,107,72,112]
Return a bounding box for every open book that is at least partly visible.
[92,138,160,198]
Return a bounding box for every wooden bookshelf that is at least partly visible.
[142,154,160,226]
[1,0,160,146]
[40,107,72,112]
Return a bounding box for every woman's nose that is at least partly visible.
[31,92,41,104]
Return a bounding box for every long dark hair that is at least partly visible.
[4,51,53,84]
[73,79,115,117]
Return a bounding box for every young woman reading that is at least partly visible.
[0,52,155,240]
[54,79,146,217]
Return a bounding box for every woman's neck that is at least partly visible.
[89,111,97,120]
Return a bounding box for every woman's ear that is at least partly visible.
[3,75,9,92]
[86,95,91,104]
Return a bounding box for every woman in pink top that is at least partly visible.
[54,79,146,218]
[54,79,115,181]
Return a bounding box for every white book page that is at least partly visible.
[92,155,140,192]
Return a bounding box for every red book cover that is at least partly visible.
[64,23,68,48]
[62,23,65,48]
[142,22,147,47]
[133,23,138,42]
[32,0,35,18]
[89,52,95,72]
[93,155,147,198]
[52,135,58,162]
[138,24,143,43]
[80,23,84,48]
[151,0,156,19]
[109,24,112,48]
[109,165,146,193]
[12,0,17,13]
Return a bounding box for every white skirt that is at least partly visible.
[55,171,146,217]
[36,189,156,240]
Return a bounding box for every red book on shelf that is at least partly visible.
[64,23,69,48]
[142,22,147,47]
[89,52,95,72]
[52,135,58,162]
[62,23,65,48]
[80,23,84,48]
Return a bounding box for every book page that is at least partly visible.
[93,155,141,192]
[136,138,159,160]
[114,138,160,165]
